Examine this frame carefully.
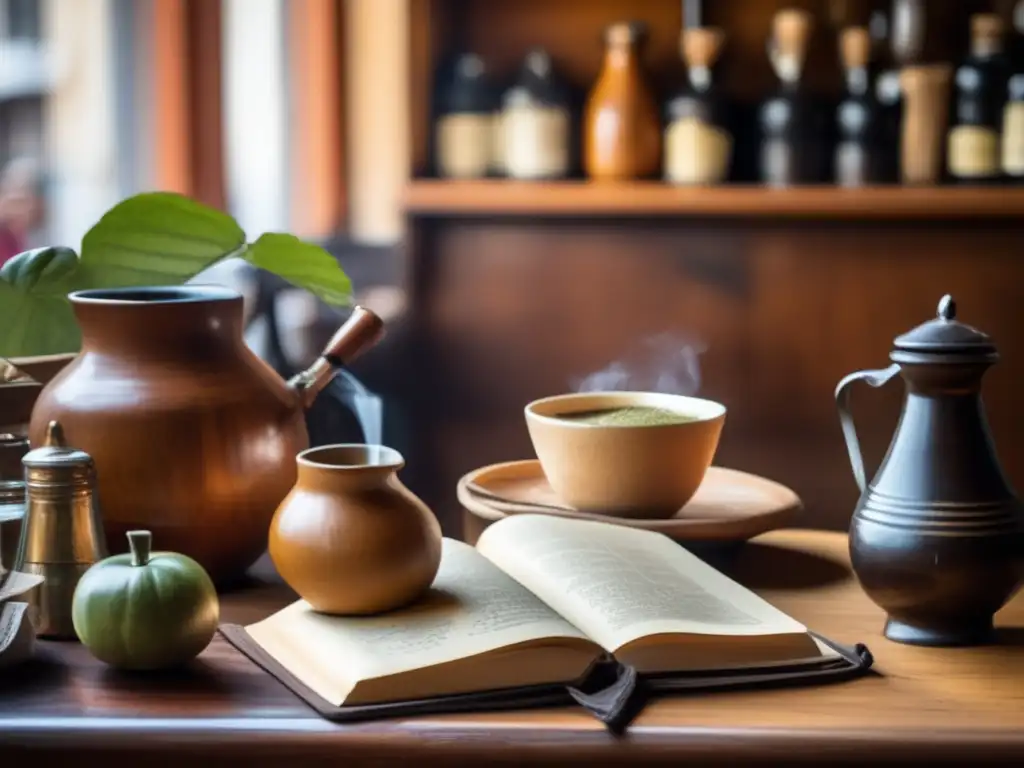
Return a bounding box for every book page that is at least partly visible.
[477,515,808,653]
[245,537,592,706]
[0,570,43,602]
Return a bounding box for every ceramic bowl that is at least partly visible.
[524,391,726,519]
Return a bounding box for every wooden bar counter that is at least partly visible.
[2,528,1024,765]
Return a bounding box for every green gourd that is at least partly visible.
[72,530,220,670]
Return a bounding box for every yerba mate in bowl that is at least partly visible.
[525,391,726,518]
[554,405,698,427]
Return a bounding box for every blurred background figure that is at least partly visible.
[0,156,43,266]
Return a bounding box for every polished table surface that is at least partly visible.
[2,528,1024,766]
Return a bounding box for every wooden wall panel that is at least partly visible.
[402,218,1024,538]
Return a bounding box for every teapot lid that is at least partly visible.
[891,295,998,364]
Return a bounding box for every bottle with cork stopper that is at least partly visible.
[758,8,829,186]
[835,26,889,186]
[501,48,573,181]
[947,13,1011,184]
[433,53,498,180]
[663,26,732,186]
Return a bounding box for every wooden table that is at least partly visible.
[2,528,1023,766]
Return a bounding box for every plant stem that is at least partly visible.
[127,530,152,567]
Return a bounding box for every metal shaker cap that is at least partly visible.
[22,421,95,488]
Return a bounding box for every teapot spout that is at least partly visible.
[287,306,385,409]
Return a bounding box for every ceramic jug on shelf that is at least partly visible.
[27,288,385,587]
[583,21,662,181]
[835,295,1024,647]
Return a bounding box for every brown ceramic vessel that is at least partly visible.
[268,444,442,615]
[583,21,662,181]
[28,286,385,586]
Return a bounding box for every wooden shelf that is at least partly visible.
[403,181,1024,220]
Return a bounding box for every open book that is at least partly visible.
[222,515,871,725]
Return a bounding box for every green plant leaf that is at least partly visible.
[77,192,246,288]
[0,246,80,292]
[0,279,81,356]
[0,248,84,356]
[0,192,354,359]
[243,233,353,306]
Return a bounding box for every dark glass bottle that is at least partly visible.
[873,10,902,139]
[1004,69,1024,182]
[1009,0,1024,73]
[862,9,899,182]
[663,27,732,185]
[947,14,1011,184]
[1004,2,1024,182]
[433,53,497,179]
[875,1,925,182]
[500,49,573,181]
[835,26,888,186]
[759,9,828,186]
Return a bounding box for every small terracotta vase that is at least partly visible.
[268,444,442,615]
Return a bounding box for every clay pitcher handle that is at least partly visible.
[287,306,385,408]
[835,364,901,493]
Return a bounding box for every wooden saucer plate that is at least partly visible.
[456,460,802,543]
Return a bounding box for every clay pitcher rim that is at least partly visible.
[68,284,241,305]
[297,444,405,472]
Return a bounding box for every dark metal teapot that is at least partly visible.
[836,295,1024,646]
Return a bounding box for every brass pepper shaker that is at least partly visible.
[13,420,107,639]
[0,432,30,572]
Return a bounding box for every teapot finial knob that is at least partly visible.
[938,295,956,321]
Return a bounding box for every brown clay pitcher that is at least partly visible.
[268,444,442,615]
[583,21,662,181]
[28,287,385,586]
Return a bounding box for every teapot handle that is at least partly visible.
[835,364,901,493]
[287,306,385,409]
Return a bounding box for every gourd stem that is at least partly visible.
[127,530,152,567]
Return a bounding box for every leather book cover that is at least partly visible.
[220,625,874,734]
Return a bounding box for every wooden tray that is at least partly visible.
[457,460,801,544]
